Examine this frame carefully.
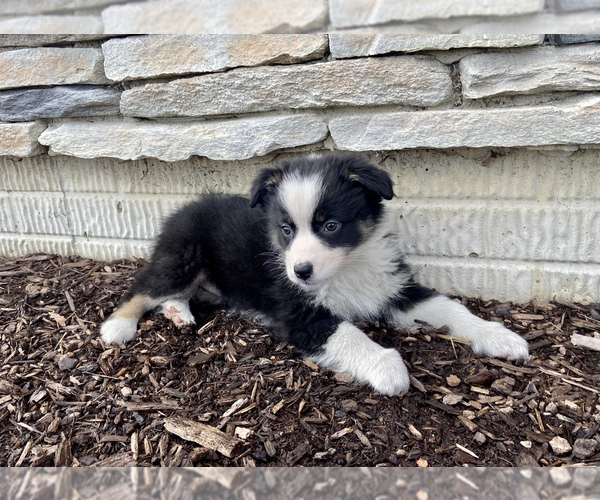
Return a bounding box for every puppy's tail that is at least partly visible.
[101,294,154,345]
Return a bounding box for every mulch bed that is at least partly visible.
[1,254,599,469]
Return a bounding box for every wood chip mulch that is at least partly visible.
[1,254,599,468]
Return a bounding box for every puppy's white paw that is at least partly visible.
[101,317,138,345]
[469,321,529,360]
[161,299,195,327]
[363,348,410,396]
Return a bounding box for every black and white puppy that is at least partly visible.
[101,154,529,395]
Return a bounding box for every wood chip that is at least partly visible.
[570,333,600,352]
[331,427,353,440]
[164,417,247,458]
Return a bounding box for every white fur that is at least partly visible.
[309,321,410,396]
[391,295,529,359]
[313,211,411,321]
[161,299,195,326]
[101,317,139,345]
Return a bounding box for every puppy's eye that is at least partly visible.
[282,225,292,236]
[324,221,339,232]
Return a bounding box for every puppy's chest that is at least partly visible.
[311,235,409,321]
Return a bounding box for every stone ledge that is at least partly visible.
[0,86,121,122]
[329,95,600,151]
[38,115,328,162]
[460,44,600,99]
[461,11,600,33]
[329,0,545,28]
[0,47,110,90]
[0,35,109,47]
[0,122,46,156]
[0,15,103,34]
[329,34,544,58]
[0,0,126,16]
[121,56,452,118]
[102,34,328,82]
[102,0,328,34]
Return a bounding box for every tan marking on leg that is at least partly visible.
[111,294,153,321]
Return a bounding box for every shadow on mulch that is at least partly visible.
[0,254,599,468]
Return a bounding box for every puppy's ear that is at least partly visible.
[250,167,283,208]
[346,158,394,200]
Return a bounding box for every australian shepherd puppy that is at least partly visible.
[101,153,529,395]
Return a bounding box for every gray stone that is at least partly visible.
[330,34,544,58]
[0,0,127,15]
[0,35,109,47]
[549,436,572,456]
[0,15,103,34]
[102,34,327,82]
[460,44,600,99]
[554,0,600,12]
[549,468,572,487]
[0,86,121,122]
[102,0,328,34]
[58,356,77,371]
[0,122,46,157]
[329,0,544,28]
[329,95,600,151]
[572,438,598,459]
[0,47,110,90]
[38,115,328,162]
[553,34,600,45]
[121,56,452,118]
[572,467,598,489]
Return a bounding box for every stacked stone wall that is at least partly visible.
[3,0,600,34]
[1,34,600,303]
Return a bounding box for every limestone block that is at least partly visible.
[0,86,120,122]
[330,34,543,58]
[0,0,126,15]
[38,115,328,162]
[460,44,600,99]
[102,35,327,82]
[121,56,452,118]
[408,255,600,305]
[0,47,110,90]
[0,122,46,156]
[461,11,600,34]
[329,0,544,28]
[0,15,103,34]
[0,35,108,47]
[392,199,600,264]
[554,0,600,12]
[102,0,328,34]
[6,192,70,235]
[329,95,600,151]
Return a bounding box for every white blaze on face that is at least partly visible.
[277,171,347,287]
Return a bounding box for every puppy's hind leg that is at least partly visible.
[161,298,195,327]
[101,294,157,345]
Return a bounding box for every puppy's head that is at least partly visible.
[250,154,393,290]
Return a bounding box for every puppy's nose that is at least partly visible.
[294,262,313,281]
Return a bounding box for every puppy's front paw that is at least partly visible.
[364,348,410,396]
[101,316,138,345]
[469,321,529,360]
